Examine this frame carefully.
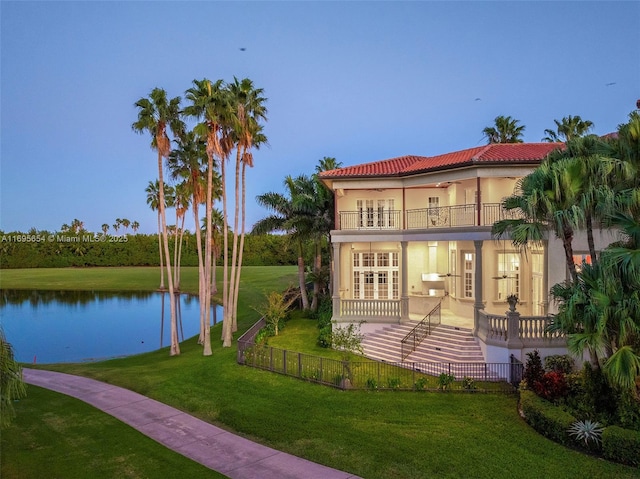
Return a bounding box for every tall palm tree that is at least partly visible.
[172,181,190,290]
[101,224,109,234]
[542,115,594,142]
[184,78,232,353]
[169,130,210,344]
[483,115,525,144]
[121,218,131,233]
[226,78,268,335]
[131,221,139,233]
[132,87,184,356]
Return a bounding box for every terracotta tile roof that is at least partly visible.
[319,143,563,179]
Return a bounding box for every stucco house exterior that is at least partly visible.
[319,143,617,365]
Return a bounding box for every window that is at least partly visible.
[464,252,474,298]
[352,251,399,300]
[573,253,592,273]
[497,253,520,299]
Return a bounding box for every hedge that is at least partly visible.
[602,426,640,467]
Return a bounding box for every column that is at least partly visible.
[332,242,341,322]
[473,240,485,335]
[400,241,409,323]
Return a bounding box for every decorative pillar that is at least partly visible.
[506,295,524,358]
[400,241,409,323]
[473,240,485,335]
[332,242,342,321]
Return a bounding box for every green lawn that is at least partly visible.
[2,267,638,479]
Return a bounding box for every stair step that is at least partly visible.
[361,323,485,364]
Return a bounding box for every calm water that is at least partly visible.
[0,290,221,364]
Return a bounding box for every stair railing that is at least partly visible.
[400,301,442,360]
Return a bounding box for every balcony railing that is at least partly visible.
[340,299,400,318]
[338,210,402,230]
[337,203,523,230]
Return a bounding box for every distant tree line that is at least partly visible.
[0,231,297,269]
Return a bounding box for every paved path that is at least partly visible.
[23,368,362,479]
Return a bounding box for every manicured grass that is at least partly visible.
[1,385,225,479]
[2,267,638,478]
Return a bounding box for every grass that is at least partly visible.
[1,386,225,479]
[2,266,639,478]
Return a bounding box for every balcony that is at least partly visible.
[337,203,522,231]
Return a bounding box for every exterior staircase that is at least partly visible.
[361,323,502,380]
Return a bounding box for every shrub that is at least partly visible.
[414,376,428,391]
[437,373,455,391]
[524,350,544,389]
[317,324,332,348]
[519,389,576,446]
[544,354,574,374]
[462,376,477,391]
[602,426,640,467]
[534,371,569,403]
[365,378,378,390]
[387,377,401,390]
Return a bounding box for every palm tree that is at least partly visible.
[101,224,109,234]
[113,218,122,233]
[131,221,139,233]
[184,78,232,352]
[492,157,584,283]
[172,182,190,290]
[254,176,311,310]
[483,115,525,144]
[121,218,131,233]
[227,77,268,334]
[132,87,184,356]
[542,115,594,142]
[168,130,211,345]
[550,212,640,390]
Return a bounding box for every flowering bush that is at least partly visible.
[534,371,569,403]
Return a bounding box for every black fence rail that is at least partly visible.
[238,339,521,393]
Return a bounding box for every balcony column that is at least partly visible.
[332,242,342,321]
[473,240,485,336]
[400,241,409,323]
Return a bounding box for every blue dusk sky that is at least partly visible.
[1,1,638,235]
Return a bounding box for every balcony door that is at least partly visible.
[357,199,395,229]
[352,251,399,300]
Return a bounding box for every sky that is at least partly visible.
[1,1,638,235]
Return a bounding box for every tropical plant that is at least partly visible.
[0,329,26,427]
[568,420,604,446]
[542,115,594,142]
[483,115,525,144]
[254,175,311,310]
[132,87,184,356]
[492,156,584,282]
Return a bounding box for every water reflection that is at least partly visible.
[0,290,221,364]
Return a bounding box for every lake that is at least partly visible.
[0,290,222,364]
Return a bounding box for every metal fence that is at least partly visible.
[238,337,520,394]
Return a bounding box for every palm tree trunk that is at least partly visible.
[202,152,214,356]
[232,160,248,334]
[157,150,179,356]
[311,238,321,312]
[176,212,186,290]
[297,239,310,310]
[562,225,578,283]
[157,212,165,290]
[586,214,597,263]
[227,149,242,340]
[192,202,206,345]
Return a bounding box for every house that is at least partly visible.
[318,143,618,365]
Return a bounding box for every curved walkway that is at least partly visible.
[23,369,362,479]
